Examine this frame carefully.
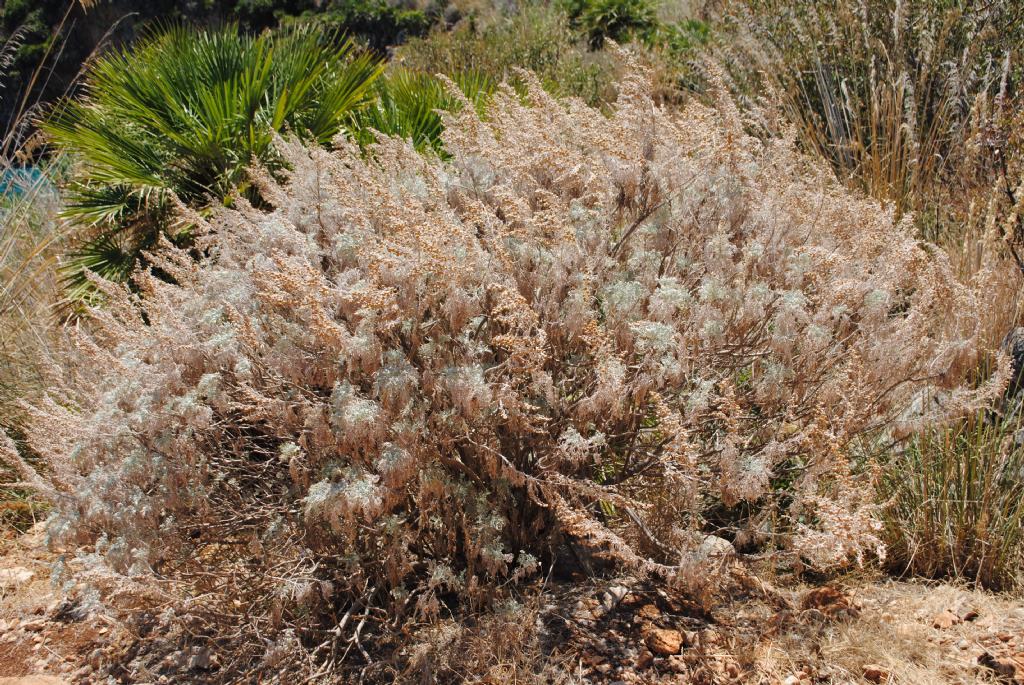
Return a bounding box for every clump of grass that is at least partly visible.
[394,3,621,107]
[0,162,65,538]
[881,410,1024,590]
[722,0,1023,243]
[0,3,104,529]
[0,149,68,534]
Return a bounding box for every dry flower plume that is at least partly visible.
[0,54,1010,681]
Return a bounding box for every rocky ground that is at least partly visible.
[1,523,1023,684]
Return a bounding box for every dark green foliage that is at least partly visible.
[0,0,73,135]
[395,4,620,108]
[351,68,494,155]
[656,19,710,58]
[289,0,435,53]
[562,0,659,49]
[44,24,383,293]
[0,0,443,145]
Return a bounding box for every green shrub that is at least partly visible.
[881,411,1024,589]
[44,24,383,295]
[395,4,619,107]
[562,0,660,49]
[288,0,436,53]
[656,18,710,58]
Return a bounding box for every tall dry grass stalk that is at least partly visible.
[716,0,1024,364]
[0,130,68,523]
[711,0,1024,592]
[0,0,109,516]
[722,0,1023,248]
[0,0,122,418]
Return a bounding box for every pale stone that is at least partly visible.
[0,567,34,588]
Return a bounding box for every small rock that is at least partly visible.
[0,566,34,588]
[863,664,889,683]
[597,585,629,615]
[636,604,661,621]
[667,654,688,673]
[932,610,961,629]
[701,629,722,646]
[800,586,859,620]
[643,626,683,656]
[955,604,980,622]
[188,648,214,671]
[607,585,629,602]
[957,639,970,651]
[782,676,801,685]
[573,597,600,622]
[698,535,734,558]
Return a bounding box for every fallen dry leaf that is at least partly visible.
[643,626,683,656]
[863,663,890,683]
[933,610,962,630]
[800,586,859,620]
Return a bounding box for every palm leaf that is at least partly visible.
[353,68,495,154]
[43,23,385,295]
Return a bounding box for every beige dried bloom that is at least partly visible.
[16,55,1009,679]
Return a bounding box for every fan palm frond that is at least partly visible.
[44,23,385,293]
[353,68,495,155]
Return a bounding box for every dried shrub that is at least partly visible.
[3,57,1009,680]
